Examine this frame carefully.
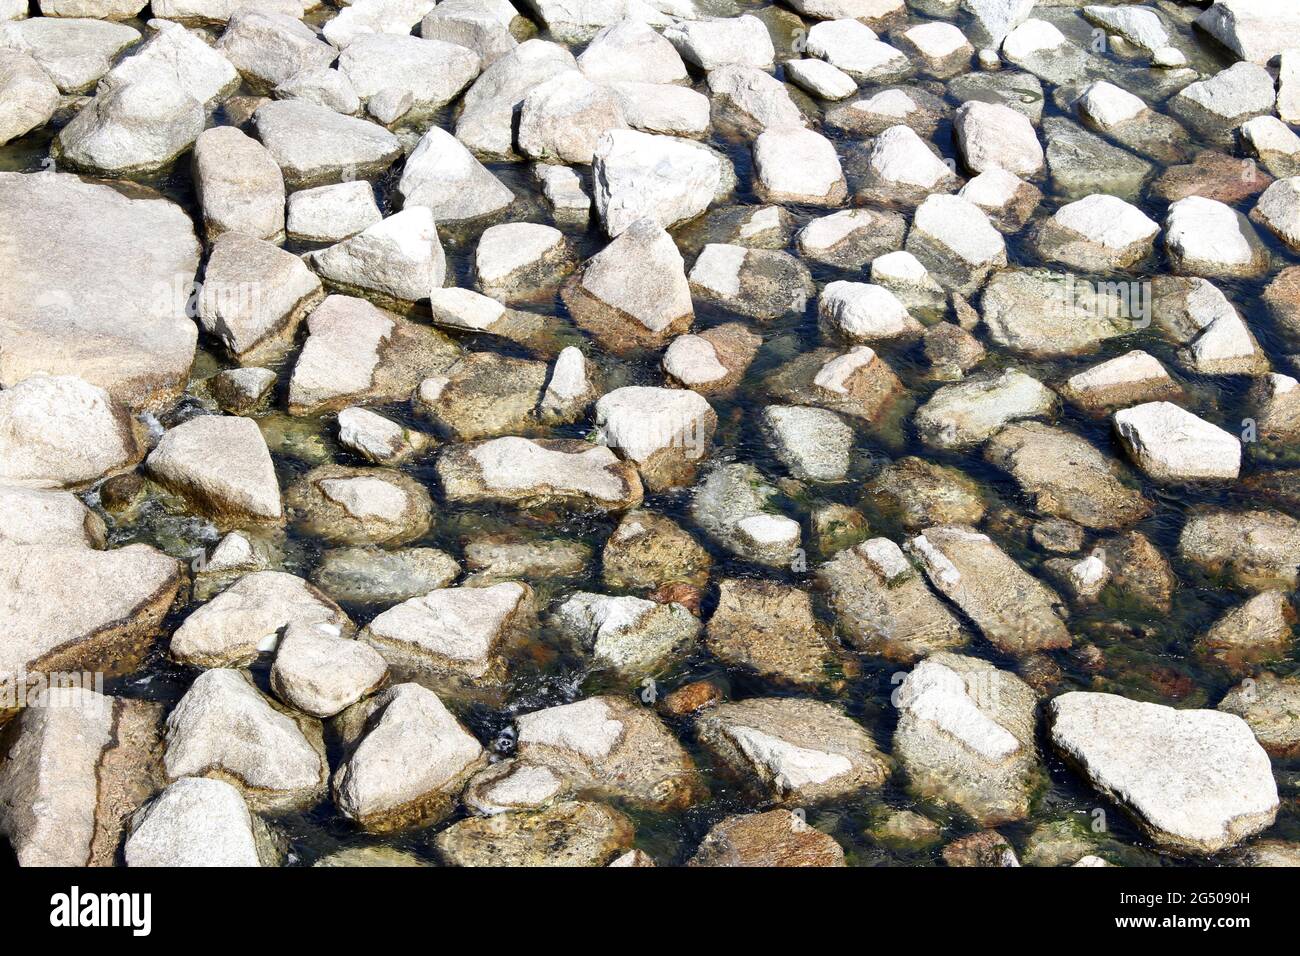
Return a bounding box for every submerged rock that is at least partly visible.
[689,809,846,867]
[435,801,634,866]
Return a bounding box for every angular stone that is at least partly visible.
[435,800,634,866]
[664,14,773,71]
[689,809,846,867]
[455,39,576,158]
[592,129,729,236]
[287,180,381,243]
[1113,402,1241,483]
[556,590,700,677]
[147,415,281,524]
[436,437,643,512]
[193,126,285,243]
[337,33,480,118]
[0,17,140,93]
[705,579,843,688]
[914,368,1056,449]
[396,125,514,223]
[286,464,433,547]
[255,99,402,189]
[125,777,274,868]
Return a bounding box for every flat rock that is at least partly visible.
[192,126,285,243]
[286,464,433,547]
[147,415,281,525]
[914,368,1056,449]
[287,180,382,243]
[437,437,643,512]
[705,579,843,688]
[689,809,846,867]
[0,17,140,93]
[1113,402,1241,483]
[255,99,402,189]
[435,801,634,866]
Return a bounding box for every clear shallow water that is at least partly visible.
[3,1,1298,866]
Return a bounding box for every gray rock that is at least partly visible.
[338,33,480,118]
[102,19,239,108]
[796,208,906,269]
[1113,402,1241,483]
[146,415,282,525]
[193,126,286,243]
[125,777,277,867]
[0,485,106,549]
[904,193,1005,296]
[592,129,730,236]
[255,99,402,188]
[593,386,716,492]
[305,206,446,304]
[914,368,1056,449]
[1218,672,1300,758]
[455,39,576,158]
[286,463,433,547]
[0,17,140,93]
[311,546,458,605]
[218,11,336,92]
[689,244,813,322]
[0,50,59,144]
[664,15,774,71]
[761,405,854,482]
[287,180,381,243]
[474,222,573,301]
[555,590,700,677]
[396,125,514,223]
[421,0,517,68]
[764,345,904,424]
[1179,508,1300,592]
[690,462,801,568]
[577,18,686,85]
[981,266,1138,358]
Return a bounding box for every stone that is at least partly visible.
[323,0,437,47]
[867,457,986,532]
[806,18,908,81]
[577,19,686,85]
[914,368,1056,449]
[532,163,590,224]
[765,345,904,424]
[690,462,800,567]
[898,20,972,77]
[1044,116,1153,201]
[592,129,729,236]
[287,295,461,416]
[539,346,598,423]
[0,50,58,145]
[193,126,285,243]
[1152,276,1266,376]
[334,682,486,831]
[753,126,846,206]
[1002,18,1092,85]
[337,406,428,465]
[1154,149,1271,206]
[420,0,516,67]
[1197,591,1295,674]
[270,624,387,717]
[905,194,1005,296]
[218,11,336,91]
[688,244,812,322]
[0,17,140,93]
[474,222,572,300]
[920,321,985,378]
[906,525,1071,656]
[1049,692,1278,854]
[705,579,843,688]
[360,581,535,691]
[255,99,402,189]
[274,66,361,115]
[959,166,1041,232]
[0,688,160,867]
[102,19,239,108]
[415,352,548,441]
[1113,402,1241,483]
[1195,0,1300,65]
[200,234,323,364]
[663,15,774,71]
[761,405,853,483]
[151,0,308,20]
[1171,62,1275,140]
[305,207,446,305]
[337,33,480,118]
[286,464,433,547]
[562,217,693,354]
[124,777,274,867]
[514,695,700,810]
[695,697,890,804]
[853,124,958,207]
[555,591,700,677]
[689,809,846,867]
[1252,176,1300,252]
[602,509,711,590]
[436,437,643,513]
[662,323,761,393]
[462,534,590,586]
[163,669,326,811]
[593,386,716,491]
[818,538,967,662]
[1033,194,1158,272]
[943,829,1020,867]
[455,39,577,158]
[828,85,947,138]
[311,546,458,605]
[965,0,1035,46]
[1218,672,1300,758]
[0,375,141,490]
[435,801,634,866]
[784,57,856,101]
[707,64,806,135]
[0,485,105,549]
[1180,508,1300,592]
[819,281,921,345]
[795,208,905,269]
[146,415,281,525]
[894,653,1041,825]
[955,99,1042,177]
[518,69,626,164]
[396,125,514,223]
[1242,115,1300,178]
[984,422,1150,530]
[1059,351,1182,414]
[1165,195,1268,278]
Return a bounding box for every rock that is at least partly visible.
[561,217,693,354]
[1153,149,1271,205]
[336,407,428,466]
[920,321,985,379]
[592,129,729,236]
[894,653,1041,825]
[577,19,686,85]
[101,19,238,109]
[0,541,180,701]
[315,846,428,866]
[1059,350,1181,414]
[1074,81,1188,164]
[163,669,326,811]
[943,829,1020,867]
[0,375,141,489]
[1197,591,1295,674]
[435,801,634,866]
[416,352,548,440]
[270,624,387,717]
[1082,3,1173,57]
[690,462,800,567]
[765,345,904,424]
[695,697,890,804]
[1032,194,1158,272]
[1264,265,1300,342]
[462,534,590,586]
[784,0,902,23]
[1044,116,1153,201]
[396,125,514,223]
[659,679,723,717]
[906,525,1071,655]
[982,270,1134,360]
[0,50,59,145]
[461,757,566,816]
[806,18,908,81]
[287,295,461,416]
[359,581,535,692]
[286,181,379,243]
[192,127,285,243]
[608,81,711,135]
[151,0,309,20]
[1152,276,1266,376]
[664,15,773,71]
[455,39,576,158]
[705,579,843,688]
[870,808,941,846]
[753,126,846,206]
[964,0,1034,46]
[688,244,811,321]
[337,33,480,118]
[1049,692,1278,854]
[0,688,160,866]
[867,457,986,532]
[689,809,846,867]
[555,591,700,677]
[334,682,486,831]
[819,281,921,345]
[1283,48,1300,124]
[1241,115,1300,178]
[784,57,857,101]
[898,20,972,77]
[146,415,281,525]
[1113,402,1240,483]
[436,437,643,513]
[539,346,598,423]
[1002,18,1093,85]
[593,386,716,491]
[914,369,1056,449]
[959,166,1041,232]
[905,194,1005,296]
[1165,196,1268,278]
[275,66,361,115]
[829,85,947,139]
[514,695,700,810]
[305,207,446,305]
[286,464,433,547]
[707,64,806,135]
[474,222,573,301]
[984,422,1150,530]
[795,208,906,269]
[761,405,853,483]
[1170,62,1275,140]
[852,124,959,207]
[1219,672,1300,758]
[0,485,105,549]
[533,162,591,224]
[218,12,335,92]
[1250,373,1300,441]
[1195,0,1300,65]
[125,777,276,867]
[602,509,711,590]
[955,100,1042,177]
[1180,508,1300,592]
[0,17,140,93]
[517,69,626,164]
[323,0,436,47]
[662,323,761,394]
[254,99,402,189]
[1252,176,1300,252]
[311,546,457,605]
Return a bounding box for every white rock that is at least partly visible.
[539,346,595,422]
[753,126,845,206]
[475,221,568,297]
[663,335,728,387]
[0,17,140,93]
[1082,4,1170,53]
[275,66,361,115]
[864,124,957,192]
[578,18,686,84]
[955,99,1043,176]
[1195,0,1300,65]
[0,50,59,145]
[610,80,710,136]
[306,207,446,303]
[663,15,773,71]
[1173,61,1275,125]
[784,57,857,100]
[455,37,576,158]
[762,405,854,481]
[1050,691,1278,852]
[1039,193,1159,270]
[421,0,518,68]
[271,623,388,718]
[593,386,715,489]
[1113,402,1241,482]
[287,180,381,243]
[396,125,514,223]
[147,415,281,523]
[1166,195,1268,277]
[518,69,627,164]
[819,281,920,342]
[151,0,307,19]
[56,74,203,176]
[905,193,1007,294]
[1076,80,1146,129]
[254,99,402,189]
[0,485,104,548]
[555,591,699,675]
[101,19,239,108]
[1280,48,1300,124]
[337,33,480,115]
[806,18,908,80]
[217,11,336,91]
[965,0,1036,46]
[125,778,266,867]
[707,64,805,133]
[193,126,286,243]
[323,0,436,48]
[592,128,727,235]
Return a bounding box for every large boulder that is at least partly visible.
[337,33,480,118]
[58,71,201,179]
[0,172,201,412]
[254,99,402,189]
[0,17,140,93]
